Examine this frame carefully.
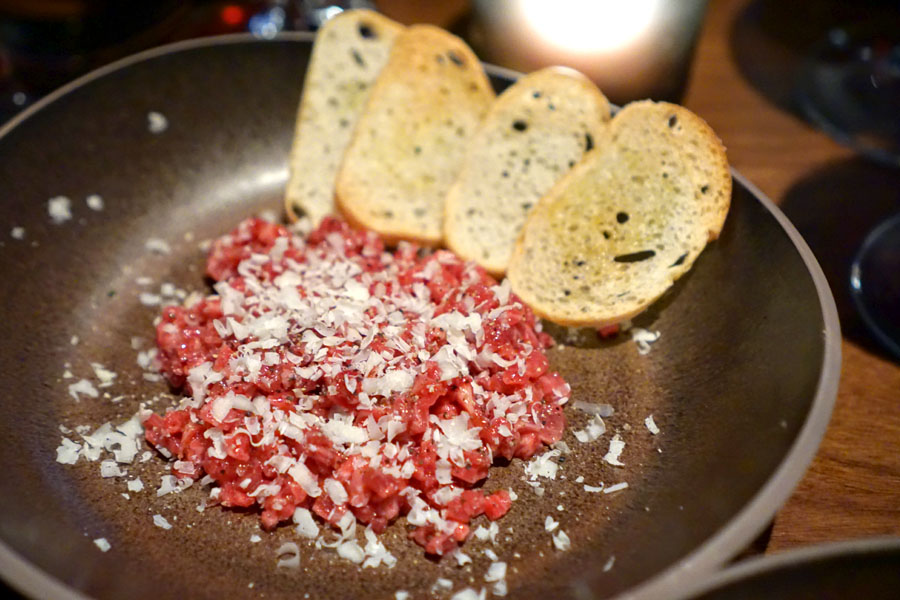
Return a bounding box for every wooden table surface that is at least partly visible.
[379,0,900,557]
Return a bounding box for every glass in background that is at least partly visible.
[467,0,709,105]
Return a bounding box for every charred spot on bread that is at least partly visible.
[670,253,688,267]
[616,212,629,224]
[585,133,594,152]
[614,250,656,263]
[351,49,365,67]
[447,50,465,66]
[358,22,375,38]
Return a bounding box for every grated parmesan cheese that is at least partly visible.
[147,111,168,133]
[552,529,571,551]
[544,516,559,532]
[645,415,660,435]
[631,327,661,355]
[152,514,172,530]
[93,538,111,552]
[275,542,300,568]
[86,194,104,211]
[603,434,626,467]
[48,196,72,224]
[603,482,629,495]
[68,379,99,401]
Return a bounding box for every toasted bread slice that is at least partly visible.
[444,67,611,276]
[335,25,495,246]
[284,10,403,225]
[507,100,731,327]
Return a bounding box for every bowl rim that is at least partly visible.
[0,31,842,600]
[670,536,900,599]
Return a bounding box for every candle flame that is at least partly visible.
[519,0,662,54]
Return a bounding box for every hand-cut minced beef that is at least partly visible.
[144,217,570,556]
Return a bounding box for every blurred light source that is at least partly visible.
[470,0,708,105]
[249,6,286,39]
[519,0,661,54]
[220,5,246,27]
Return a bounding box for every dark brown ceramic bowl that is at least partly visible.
[675,538,900,599]
[0,33,840,600]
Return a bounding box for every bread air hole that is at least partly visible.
[614,250,656,263]
[512,120,528,132]
[670,253,688,267]
[616,212,629,224]
[351,49,365,67]
[585,133,594,152]
[448,51,465,67]
[358,23,376,39]
[668,115,678,128]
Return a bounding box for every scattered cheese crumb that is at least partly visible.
[86,194,104,211]
[250,534,261,543]
[144,238,171,255]
[552,530,571,551]
[148,111,168,134]
[68,379,99,401]
[603,556,616,572]
[127,479,144,492]
[484,561,506,582]
[450,588,486,600]
[293,507,319,539]
[10,227,24,239]
[100,460,124,478]
[603,434,626,466]
[604,482,629,495]
[584,484,604,493]
[451,549,472,566]
[524,449,561,480]
[631,327,661,355]
[152,514,172,530]
[276,542,300,568]
[572,400,614,417]
[573,415,606,443]
[544,516,559,532]
[93,538,111,552]
[55,438,81,464]
[645,415,660,435]
[395,592,409,600]
[48,196,72,224]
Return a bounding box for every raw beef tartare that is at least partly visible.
[143,217,570,556]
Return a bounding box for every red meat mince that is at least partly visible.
[143,216,570,556]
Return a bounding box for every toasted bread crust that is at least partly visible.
[284,10,403,225]
[335,25,495,246]
[507,101,731,327]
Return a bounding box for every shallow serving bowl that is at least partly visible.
[675,538,900,599]
[0,33,840,600]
